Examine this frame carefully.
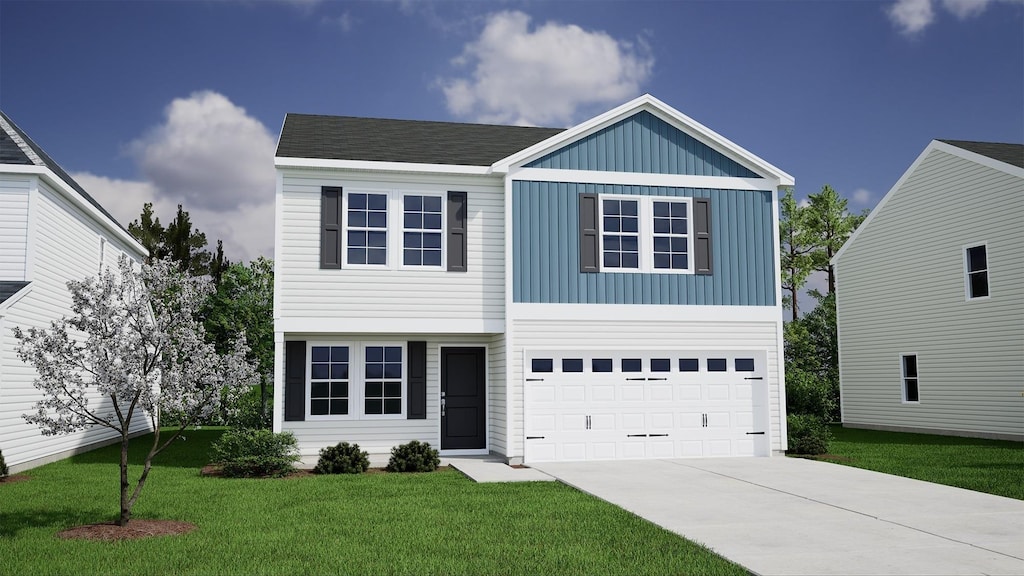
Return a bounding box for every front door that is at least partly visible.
[440,347,486,450]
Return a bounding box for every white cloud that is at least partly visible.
[439,11,654,126]
[888,0,935,34]
[797,198,811,208]
[74,91,277,263]
[888,0,1017,34]
[128,91,276,213]
[851,188,873,206]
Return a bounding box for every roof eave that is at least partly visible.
[274,156,496,176]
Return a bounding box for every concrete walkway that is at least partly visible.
[535,457,1024,576]
[446,455,554,483]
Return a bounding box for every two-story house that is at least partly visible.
[0,111,151,473]
[273,95,793,464]
[834,139,1023,441]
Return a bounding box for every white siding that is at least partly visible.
[836,149,1024,440]
[281,333,503,458]
[276,168,506,328]
[508,317,783,457]
[0,180,151,471]
[0,174,30,280]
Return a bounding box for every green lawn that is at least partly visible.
[0,430,744,576]
[825,425,1024,500]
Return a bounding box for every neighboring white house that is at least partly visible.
[0,111,151,473]
[273,94,794,464]
[834,139,1024,442]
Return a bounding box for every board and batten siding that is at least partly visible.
[0,174,31,280]
[276,169,506,329]
[0,179,149,471]
[280,333,505,457]
[836,148,1024,440]
[507,318,783,458]
[513,182,776,305]
[525,111,760,178]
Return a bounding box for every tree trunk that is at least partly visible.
[789,285,799,321]
[118,432,131,526]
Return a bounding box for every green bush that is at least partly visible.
[314,442,369,474]
[386,440,440,473]
[226,386,272,430]
[0,448,8,478]
[787,414,832,455]
[785,368,838,422]
[210,429,300,477]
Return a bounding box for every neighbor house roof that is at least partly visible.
[0,111,133,236]
[939,140,1024,169]
[0,281,30,307]
[276,114,565,167]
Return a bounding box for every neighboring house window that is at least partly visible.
[594,195,695,274]
[403,194,443,267]
[320,187,468,271]
[901,354,919,403]
[308,342,405,419]
[98,237,106,273]
[346,192,388,266]
[965,244,989,299]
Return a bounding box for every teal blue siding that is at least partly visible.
[525,111,760,178]
[512,181,776,306]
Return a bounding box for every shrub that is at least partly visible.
[787,414,832,455]
[386,440,440,473]
[314,442,369,474]
[210,429,300,477]
[0,448,8,478]
[226,386,272,430]
[785,368,838,422]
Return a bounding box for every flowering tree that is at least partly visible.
[15,256,257,526]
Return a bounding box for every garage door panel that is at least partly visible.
[524,350,770,463]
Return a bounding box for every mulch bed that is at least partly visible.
[200,464,449,478]
[0,474,31,485]
[57,520,197,541]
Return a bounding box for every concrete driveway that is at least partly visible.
[534,457,1024,576]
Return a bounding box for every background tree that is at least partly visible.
[203,257,274,426]
[779,188,816,321]
[804,185,867,295]
[129,203,221,279]
[128,202,166,263]
[15,257,257,526]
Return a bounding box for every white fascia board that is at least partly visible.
[510,303,781,324]
[491,94,795,186]
[4,164,148,258]
[509,167,776,191]
[276,317,505,334]
[274,156,494,176]
[0,282,32,315]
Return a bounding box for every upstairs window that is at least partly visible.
[595,195,693,274]
[965,244,989,299]
[601,198,640,270]
[652,200,689,271]
[346,193,388,266]
[403,195,443,267]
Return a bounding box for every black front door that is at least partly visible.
[440,347,486,450]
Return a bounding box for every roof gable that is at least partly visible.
[276,114,564,167]
[0,111,133,237]
[525,110,760,178]
[494,94,793,186]
[0,281,30,308]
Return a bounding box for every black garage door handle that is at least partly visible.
[745,431,765,435]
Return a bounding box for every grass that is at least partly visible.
[824,425,1024,500]
[0,429,744,576]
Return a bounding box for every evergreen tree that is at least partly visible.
[804,185,867,295]
[779,188,816,321]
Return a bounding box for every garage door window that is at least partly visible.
[735,358,755,372]
[679,358,699,372]
[531,358,554,373]
[622,359,643,372]
[708,358,727,372]
[562,358,584,372]
[651,358,671,372]
[593,359,613,372]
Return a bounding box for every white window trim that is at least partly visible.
[341,190,393,269]
[900,353,920,404]
[597,194,694,274]
[98,237,106,274]
[963,242,991,301]
[306,341,407,420]
[398,191,446,271]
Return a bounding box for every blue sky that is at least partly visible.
[1,0,1021,272]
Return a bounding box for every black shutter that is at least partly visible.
[579,193,599,273]
[694,198,713,275]
[320,187,343,269]
[407,341,427,419]
[284,341,306,422]
[447,191,468,272]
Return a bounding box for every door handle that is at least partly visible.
[441,397,445,417]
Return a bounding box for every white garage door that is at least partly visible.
[524,350,770,463]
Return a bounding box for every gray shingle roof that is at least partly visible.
[277,114,565,167]
[0,110,130,233]
[940,140,1024,169]
[0,281,30,306]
